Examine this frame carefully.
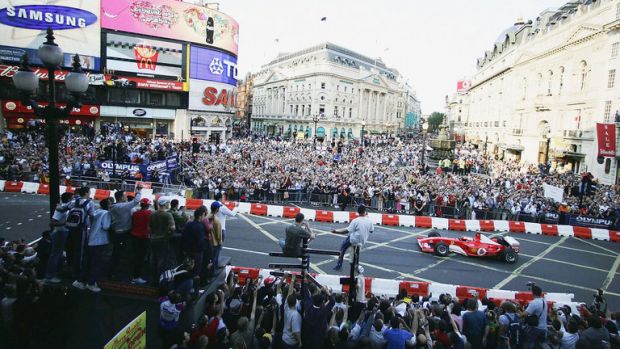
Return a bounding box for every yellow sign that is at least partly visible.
[105,311,147,349]
[296,131,305,139]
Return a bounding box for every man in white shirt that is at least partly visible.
[331,205,374,271]
[214,192,237,242]
[282,291,302,348]
[45,192,75,283]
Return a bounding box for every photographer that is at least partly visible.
[518,284,547,349]
[279,213,316,257]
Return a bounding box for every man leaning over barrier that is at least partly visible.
[331,205,374,271]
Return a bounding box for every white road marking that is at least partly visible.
[16,223,22,226]
[223,246,269,256]
[602,255,620,292]
[28,218,34,221]
[37,215,42,218]
[5,227,11,230]
[574,236,619,256]
[494,237,567,289]
[237,214,278,242]
[513,235,616,257]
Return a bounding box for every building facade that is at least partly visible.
[0,0,239,142]
[251,43,418,140]
[457,0,620,184]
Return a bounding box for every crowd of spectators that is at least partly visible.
[2,126,617,226]
[158,269,619,349]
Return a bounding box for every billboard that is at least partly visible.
[101,0,239,55]
[0,0,101,70]
[105,32,183,79]
[0,63,104,84]
[188,79,236,112]
[457,80,471,93]
[189,45,237,85]
[596,123,616,157]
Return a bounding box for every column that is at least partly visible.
[357,87,363,121]
[382,93,388,123]
[375,92,381,124]
[364,90,372,123]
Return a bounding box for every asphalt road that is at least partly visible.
[2,192,620,309]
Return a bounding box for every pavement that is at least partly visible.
[2,192,620,309]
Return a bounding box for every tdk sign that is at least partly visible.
[0,5,98,30]
[190,45,237,85]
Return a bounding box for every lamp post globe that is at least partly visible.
[38,28,64,67]
[65,54,89,93]
[12,69,39,93]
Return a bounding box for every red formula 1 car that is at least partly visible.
[417,231,520,264]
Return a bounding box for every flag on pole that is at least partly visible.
[321,17,327,21]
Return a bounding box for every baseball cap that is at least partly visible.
[158,197,170,206]
[140,198,151,205]
[211,201,222,211]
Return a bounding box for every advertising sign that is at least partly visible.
[104,311,146,349]
[105,33,183,79]
[188,79,236,112]
[189,45,237,85]
[2,99,99,117]
[568,215,615,229]
[0,0,101,69]
[596,123,616,157]
[101,75,184,92]
[97,156,178,181]
[101,0,239,55]
[457,80,471,93]
[0,64,104,84]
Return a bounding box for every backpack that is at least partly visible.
[65,198,91,229]
[504,313,524,349]
[159,265,187,293]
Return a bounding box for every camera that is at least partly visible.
[526,281,536,289]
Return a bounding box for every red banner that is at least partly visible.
[596,123,616,157]
[2,100,100,117]
[457,80,471,92]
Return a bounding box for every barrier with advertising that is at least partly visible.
[189,45,237,85]
[0,0,101,69]
[0,64,104,84]
[96,155,178,181]
[568,214,615,229]
[188,79,236,112]
[105,32,184,79]
[101,0,239,55]
[104,311,146,349]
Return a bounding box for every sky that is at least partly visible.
[216,0,568,113]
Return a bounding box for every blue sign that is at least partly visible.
[568,215,615,229]
[0,5,98,30]
[190,45,238,85]
[96,156,178,181]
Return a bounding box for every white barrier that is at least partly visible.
[20,182,39,194]
[399,215,415,227]
[332,211,350,223]
[267,205,284,218]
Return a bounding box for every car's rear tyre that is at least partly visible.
[501,249,518,264]
[434,242,449,257]
[428,231,441,238]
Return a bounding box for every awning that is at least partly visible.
[499,143,524,152]
[316,127,326,136]
[559,151,586,159]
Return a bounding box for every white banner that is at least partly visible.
[188,79,237,113]
[105,33,183,78]
[543,183,564,203]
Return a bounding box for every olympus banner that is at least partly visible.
[96,155,177,181]
[568,215,615,229]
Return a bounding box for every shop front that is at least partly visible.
[1,99,100,130]
[188,112,232,142]
[100,106,176,138]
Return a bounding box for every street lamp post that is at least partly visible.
[312,114,319,144]
[421,122,429,172]
[12,29,88,216]
[544,131,551,165]
[361,120,366,147]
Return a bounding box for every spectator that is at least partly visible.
[214,192,237,242]
[130,198,152,284]
[170,199,189,234]
[109,186,142,280]
[159,291,187,348]
[580,316,610,349]
[302,284,334,349]
[150,197,175,285]
[282,275,302,349]
[279,213,316,257]
[182,205,208,278]
[44,191,74,283]
[64,186,95,279]
[519,285,548,349]
[73,197,112,292]
[383,314,415,349]
[331,205,374,271]
[208,202,223,277]
[462,298,489,349]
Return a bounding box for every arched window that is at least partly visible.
[537,73,543,96]
[547,70,553,96]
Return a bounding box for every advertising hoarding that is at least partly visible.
[188,79,236,113]
[101,0,239,55]
[456,80,471,93]
[189,45,237,85]
[0,0,101,70]
[0,63,104,84]
[596,123,616,157]
[105,32,183,79]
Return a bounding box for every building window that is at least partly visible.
[295,105,299,116]
[522,78,527,100]
[608,69,616,88]
[349,108,352,118]
[558,66,564,95]
[617,3,620,19]
[148,91,164,106]
[612,42,619,59]
[308,84,311,89]
[320,95,325,101]
[604,101,613,123]
[334,106,338,116]
[302,105,305,116]
[108,89,123,103]
[321,82,326,89]
[290,105,293,114]
[547,70,553,96]
[319,105,325,115]
[344,86,347,92]
[166,93,181,107]
[336,85,339,91]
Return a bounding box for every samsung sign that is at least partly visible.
[0,5,98,30]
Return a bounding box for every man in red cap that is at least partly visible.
[130,197,152,284]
